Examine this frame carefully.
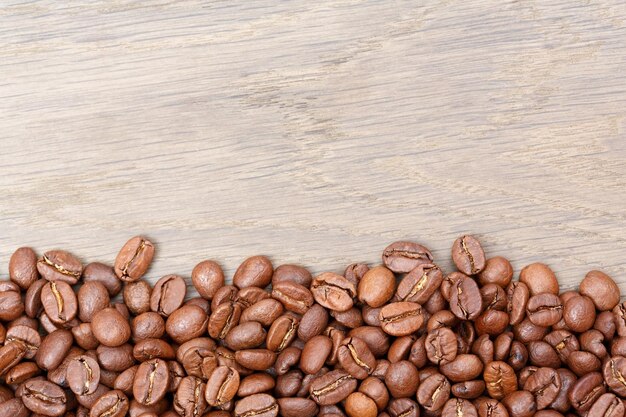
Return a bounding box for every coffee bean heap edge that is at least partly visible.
[0,235,625,417]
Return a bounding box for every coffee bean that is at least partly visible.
[519,263,559,296]
[384,360,419,398]
[83,262,122,296]
[587,393,624,417]
[67,355,101,395]
[114,236,154,282]
[241,298,284,327]
[78,281,110,322]
[358,376,389,411]
[133,359,170,405]
[301,335,333,375]
[90,390,129,417]
[357,266,396,308]
[396,264,443,304]
[35,329,73,371]
[502,390,536,417]
[568,372,605,412]
[440,354,484,382]
[311,272,356,312]
[235,349,276,371]
[416,373,450,411]
[237,373,275,397]
[234,393,278,417]
[523,367,561,409]
[478,256,513,287]
[166,305,208,344]
[567,350,601,376]
[483,361,517,399]
[345,392,377,417]
[298,304,329,342]
[97,343,136,372]
[37,250,82,285]
[452,235,486,275]
[387,335,415,363]
[337,336,375,379]
[426,327,458,365]
[277,397,318,417]
[309,369,357,405]
[272,281,314,315]
[349,326,390,358]
[4,361,41,384]
[5,325,40,359]
[150,274,186,317]
[173,376,207,417]
[114,365,138,395]
[563,295,596,332]
[379,302,424,336]
[580,270,620,311]
[602,356,626,396]
[0,285,25,322]
[272,264,313,288]
[233,256,273,289]
[475,398,509,417]
[450,275,483,320]
[507,281,530,325]
[10,247,39,290]
[382,241,433,273]
[21,379,67,416]
[41,280,78,325]
[442,398,478,417]
[92,307,131,347]
[526,293,563,327]
[388,398,419,417]
[123,280,152,316]
[451,380,485,399]
[266,313,299,352]
[190,260,225,300]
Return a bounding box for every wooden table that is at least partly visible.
[2,1,625,292]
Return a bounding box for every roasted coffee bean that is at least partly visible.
[132,312,166,341]
[301,335,333,375]
[114,236,154,282]
[502,390,536,417]
[483,361,517,400]
[472,334,494,365]
[37,250,82,285]
[225,321,266,350]
[337,336,375,379]
[238,373,275,397]
[174,376,207,417]
[67,355,101,395]
[311,272,356,312]
[519,263,558,296]
[206,366,240,407]
[309,369,357,405]
[382,241,433,273]
[275,369,304,397]
[507,282,529,326]
[388,398,420,417]
[191,260,225,300]
[417,372,450,411]
[238,287,271,308]
[71,323,99,350]
[451,380,486,399]
[396,264,443,304]
[235,349,276,371]
[426,327,458,365]
[527,341,560,368]
[480,284,507,311]
[35,329,73,371]
[78,281,110,322]
[123,280,152,315]
[358,376,389,411]
[387,335,415,363]
[233,256,273,289]
[271,281,314,315]
[514,318,548,344]
[24,278,46,318]
[379,302,424,336]
[21,379,67,416]
[563,295,596,333]
[92,307,131,347]
[579,270,620,311]
[133,359,170,405]
[441,354,484,382]
[90,390,129,417]
[568,372,605,412]
[5,324,41,359]
[602,356,626,396]
[277,397,318,417]
[475,398,509,417]
[10,247,39,289]
[567,350,601,376]
[267,313,299,352]
[150,274,186,317]
[41,280,77,325]
[425,289,447,314]
[550,368,576,413]
[241,298,284,327]
[358,266,396,308]
[114,365,138,395]
[133,338,175,361]
[331,307,363,329]
[97,343,136,372]
[442,398,478,417]
[298,304,329,342]
[273,264,313,288]
[580,330,607,358]
[452,235,486,275]
[478,256,513,288]
[4,361,41,384]
[384,360,419,398]
[275,346,301,375]
[211,285,238,311]
[476,310,509,336]
[523,367,561,409]
[526,293,563,327]
[83,262,122,296]
[345,392,378,417]
[587,393,624,417]
[234,393,279,417]
[0,398,30,417]
[166,304,208,344]
[450,275,483,320]
[209,301,243,340]
[544,330,579,361]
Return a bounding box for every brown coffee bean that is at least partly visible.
[277,397,318,417]
[417,373,450,411]
[424,327,457,365]
[301,335,333,375]
[345,392,377,417]
[580,270,620,311]
[442,398,478,417]
[67,355,100,395]
[83,262,122,296]
[382,241,433,273]
[550,368,576,413]
[189,260,224,300]
[241,298,284,327]
[395,264,442,305]
[567,350,601,376]
[452,235,486,275]
[440,354,484,382]
[348,326,390,358]
[165,305,208,344]
[475,398,509,417]
[211,285,238,310]
[224,321,266,351]
[379,302,424,336]
[358,376,389,411]
[502,390,536,417]
[97,343,136,372]
[21,379,67,416]
[528,341,560,368]
[90,390,129,417]
[311,272,356,312]
[450,275,483,320]
[519,263,558,296]
[337,336,375,379]
[131,312,165,341]
[275,369,304,397]
[309,369,357,405]
[523,367,561,409]
[235,349,276,371]
[133,359,169,405]
[508,341,529,371]
[357,266,396,308]
[4,361,40,384]
[441,272,465,302]
[569,371,606,412]
[425,289,447,314]
[114,365,138,395]
[272,281,314,315]
[483,361,517,400]
[35,329,73,371]
[476,310,509,336]
[506,281,529,326]
[92,307,131,347]
[114,236,154,282]
[150,274,186,317]
[331,308,363,329]
[451,380,485,399]
[481,284,508,311]
[267,313,299,352]
[387,335,415,363]
[177,338,217,378]
[544,330,579,361]
[514,318,548,344]
[388,398,420,417]
[563,295,596,333]
[472,334,494,365]
[478,256,513,287]
[298,304,329,342]
[23,279,45,318]
[0,398,30,417]
[173,376,207,417]
[208,301,242,340]
[133,338,176,361]
[273,264,313,288]
[384,360,419,398]
[5,325,41,359]
[603,356,626,396]
[123,280,151,315]
[10,247,39,289]
[238,373,275,397]
[78,281,110,322]
[526,293,563,327]
[587,393,624,417]
[580,330,607,358]
[40,280,77,325]
[275,347,301,375]
[37,250,82,285]
[233,256,273,289]
[234,393,278,417]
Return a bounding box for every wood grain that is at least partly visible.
[1,0,625,294]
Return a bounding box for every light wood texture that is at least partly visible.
[1,1,626,294]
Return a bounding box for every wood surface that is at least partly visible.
[1,0,626,295]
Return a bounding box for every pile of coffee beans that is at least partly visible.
[1,235,625,417]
